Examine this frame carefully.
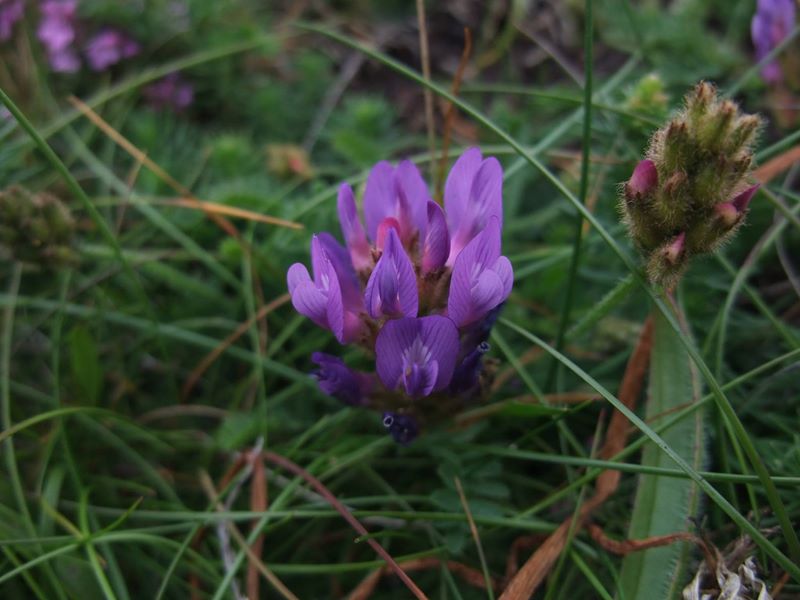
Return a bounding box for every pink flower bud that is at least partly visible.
[714,202,739,228]
[665,232,686,264]
[627,160,658,198]
[731,183,760,213]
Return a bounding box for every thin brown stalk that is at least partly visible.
[454,476,495,598]
[348,558,495,600]
[198,471,299,600]
[182,293,290,400]
[416,0,436,179]
[499,317,655,599]
[435,28,472,200]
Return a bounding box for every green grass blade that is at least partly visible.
[618,306,705,598]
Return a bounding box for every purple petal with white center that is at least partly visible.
[364,161,396,241]
[337,183,371,271]
[446,152,503,264]
[364,228,418,319]
[447,217,513,327]
[375,315,460,397]
[422,201,449,274]
[286,236,356,343]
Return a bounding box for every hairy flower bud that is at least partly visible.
[0,186,76,267]
[619,82,763,287]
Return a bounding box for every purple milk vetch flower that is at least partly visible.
[422,200,450,274]
[375,316,460,397]
[38,0,80,73]
[144,72,194,111]
[286,147,514,443]
[364,159,430,247]
[0,0,24,41]
[448,216,513,328]
[364,226,418,319]
[337,183,372,271]
[85,28,139,71]
[751,0,796,83]
[445,147,503,265]
[287,235,363,343]
[312,352,371,406]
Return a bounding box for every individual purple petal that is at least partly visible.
[286,263,329,329]
[375,315,459,397]
[337,183,372,271]
[445,149,503,264]
[394,159,430,241]
[364,228,418,319]
[448,217,514,327]
[422,201,450,274]
[311,352,371,406]
[449,341,490,394]
[316,232,362,310]
[364,161,396,241]
[287,236,360,343]
[444,147,483,231]
[363,159,429,247]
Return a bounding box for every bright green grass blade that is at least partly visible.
[618,306,705,599]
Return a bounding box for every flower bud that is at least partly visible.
[619,82,763,287]
[625,160,658,200]
[0,186,76,268]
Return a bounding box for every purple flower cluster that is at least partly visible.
[37,0,80,72]
[85,28,139,71]
[751,0,796,84]
[144,72,194,112]
[0,0,24,41]
[36,1,139,73]
[287,148,514,443]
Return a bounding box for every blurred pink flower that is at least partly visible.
[37,0,80,72]
[0,0,24,41]
[85,28,139,71]
[144,72,194,111]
